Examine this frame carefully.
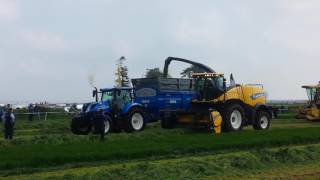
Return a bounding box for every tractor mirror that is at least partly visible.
[92,90,97,98]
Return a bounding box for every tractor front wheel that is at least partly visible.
[104,115,112,134]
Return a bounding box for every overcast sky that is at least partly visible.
[0,0,319,103]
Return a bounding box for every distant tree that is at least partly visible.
[115,56,131,87]
[145,68,164,78]
[180,65,206,78]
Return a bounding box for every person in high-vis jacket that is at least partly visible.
[2,108,15,140]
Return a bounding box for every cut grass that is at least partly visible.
[1,126,320,174]
[1,113,320,177]
[6,144,320,180]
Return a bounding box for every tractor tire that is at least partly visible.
[103,115,112,135]
[124,108,145,133]
[71,116,91,135]
[222,104,245,132]
[253,111,271,130]
[161,114,177,129]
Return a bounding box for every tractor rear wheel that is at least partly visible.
[124,108,145,133]
[222,104,245,132]
[253,111,270,130]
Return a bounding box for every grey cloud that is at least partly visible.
[0,0,319,103]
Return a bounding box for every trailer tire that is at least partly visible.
[253,111,270,130]
[124,108,145,133]
[222,104,244,132]
[161,114,177,129]
[71,116,91,135]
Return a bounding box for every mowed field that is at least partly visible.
[1,113,320,179]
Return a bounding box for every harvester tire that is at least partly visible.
[222,104,244,132]
[71,116,91,135]
[124,108,145,133]
[253,111,270,130]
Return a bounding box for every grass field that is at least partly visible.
[1,113,320,179]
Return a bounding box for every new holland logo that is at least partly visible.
[251,93,265,100]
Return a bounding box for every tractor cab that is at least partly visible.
[302,84,320,106]
[98,87,133,110]
[192,73,226,101]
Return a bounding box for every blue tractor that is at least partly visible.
[71,87,146,135]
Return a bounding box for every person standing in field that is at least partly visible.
[28,104,34,121]
[0,106,4,123]
[2,107,15,140]
[94,109,106,141]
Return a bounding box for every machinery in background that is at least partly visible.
[296,82,320,121]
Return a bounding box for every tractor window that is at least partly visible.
[112,90,131,110]
[315,89,320,103]
[306,88,316,102]
[101,91,114,102]
[118,90,131,103]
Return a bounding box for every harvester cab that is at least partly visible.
[71,87,145,135]
[299,83,320,121]
[191,72,226,101]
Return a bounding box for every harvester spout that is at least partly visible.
[162,57,215,78]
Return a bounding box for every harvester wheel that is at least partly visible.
[222,104,244,132]
[124,108,145,133]
[253,111,270,130]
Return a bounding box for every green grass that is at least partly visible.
[1,126,320,173]
[1,113,320,177]
[8,144,320,180]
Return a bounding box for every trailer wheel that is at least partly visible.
[71,116,91,135]
[253,111,270,130]
[124,108,145,133]
[222,104,244,132]
[161,114,177,129]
